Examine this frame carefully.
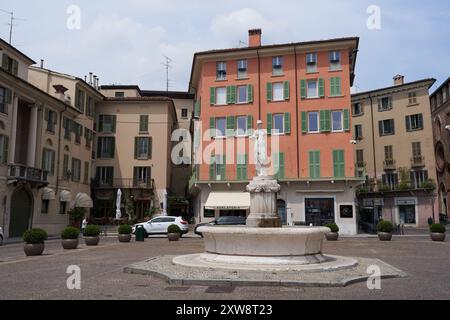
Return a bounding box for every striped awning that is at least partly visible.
[60,190,72,202]
[74,193,93,208]
[42,188,56,200]
[205,192,250,210]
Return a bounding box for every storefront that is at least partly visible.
[204,192,250,220]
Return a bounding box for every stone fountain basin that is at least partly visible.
[197,226,331,257]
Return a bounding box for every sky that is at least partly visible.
[1,0,449,93]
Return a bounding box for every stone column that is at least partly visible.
[8,94,18,164]
[27,104,38,167]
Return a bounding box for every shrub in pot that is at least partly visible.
[377,220,393,241]
[84,225,101,246]
[429,224,446,242]
[118,224,132,243]
[61,227,80,249]
[23,229,48,256]
[325,223,339,241]
[167,224,181,242]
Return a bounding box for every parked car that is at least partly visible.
[0,227,3,246]
[132,216,189,237]
[194,216,247,237]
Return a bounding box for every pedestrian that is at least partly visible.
[81,217,88,235]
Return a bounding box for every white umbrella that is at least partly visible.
[116,189,122,219]
[162,190,168,216]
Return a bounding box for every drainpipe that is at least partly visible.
[294,47,300,178]
[56,106,68,192]
[368,94,377,184]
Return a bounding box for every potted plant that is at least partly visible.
[84,225,101,246]
[325,223,339,241]
[23,229,48,256]
[68,207,86,228]
[377,220,394,241]
[167,224,181,242]
[118,224,132,243]
[61,227,79,249]
[430,223,446,242]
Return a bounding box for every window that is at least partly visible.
[237,59,248,79]
[139,115,149,132]
[237,85,248,104]
[354,124,363,140]
[135,137,152,159]
[384,145,393,160]
[97,137,115,158]
[75,88,85,112]
[210,155,226,181]
[399,204,416,224]
[382,173,398,190]
[333,150,345,178]
[308,112,319,133]
[305,198,335,226]
[42,148,55,175]
[273,153,285,179]
[272,82,284,101]
[133,167,151,186]
[86,96,95,117]
[408,92,417,105]
[379,119,395,136]
[59,202,67,215]
[63,117,71,140]
[96,167,113,186]
[412,142,422,157]
[356,149,364,163]
[45,109,57,133]
[0,134,9,164]
[406,114,423,132]
[181,108,188,119]
[332,111,343,132]
[215,87,227,105]
[236,116,248,136]
[115,92,125,98]
[99,115,116,133]
[378,97,392,111]
[272,56,283,76]
[330,77,342,96]
[306,53,318,73]
[84,128,93,149]
[0,87,12,114]
[1,54,18,75]
[307,80,318,98]
[72,122,82,144]
[237,154,248,180]
[215,118,226,138]
[309,151,321,179]
[41,200,49,214]
[329,51,341,71]
[71,158,81,182]
[216,62,227,80]
[352,102,363,116]
[84,161,90,184]
[411,170,428,189]
[62,154,69,179]
[273,114,284,134]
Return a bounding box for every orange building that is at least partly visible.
[189,30,362,234]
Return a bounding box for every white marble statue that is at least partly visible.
[115,189,122,219]
[251,120,268,177]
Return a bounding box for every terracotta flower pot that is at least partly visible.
[325,232,339,241]
[85,236,100,246]
[62,239,79,250]
[378,232,392,241]
[168,233,180,242]
[24,243,45,256]
[431,233,446,242]
[118,234,132,243]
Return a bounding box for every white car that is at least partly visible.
[0,227,3,246]
[132,216,189,237]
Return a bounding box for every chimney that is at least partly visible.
[248,29,262,47]
[40,59,44,69]
[393,74,404,86]
[53,84,69,101]
[96,77,100,89]
[89,72,93,85]
[93,75,97,88]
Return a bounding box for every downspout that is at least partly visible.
[56,106,68,192]
[369,94,377,183]
[294,47,300,178]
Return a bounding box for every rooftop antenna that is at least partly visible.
[0,9,24,44]
[238,40,247,47]
[162,55,173,92]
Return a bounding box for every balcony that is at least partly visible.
[356,161,366,168]
[411,155,425,168]
[7,165,48,185]
[92,178,154,190]
[383,159,396,171]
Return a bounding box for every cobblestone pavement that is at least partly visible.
[0,234,449,300]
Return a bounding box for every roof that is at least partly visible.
[352,78,436,98]
[0,38,36,65]
[141,90,194,99]
[430,77,450,98]
[99,85,142,95]
[189,36,360,90]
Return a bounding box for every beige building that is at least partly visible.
[0,38,95,238]
[351,76,438,230]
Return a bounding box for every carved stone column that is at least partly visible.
[246,175,281,228]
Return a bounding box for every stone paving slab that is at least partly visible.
[124,255,407,288]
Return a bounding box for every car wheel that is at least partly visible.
[144,231,149,238]
[0,236,3,246]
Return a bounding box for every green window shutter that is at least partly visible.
[300,80,307,99]
[112,115,117,133]
[194,100,201,118]
[318,78,325,97]
[209,156,215,180]
[12,60,18,76]
[284,112,291,134]
[266,82,273,102]
[243,154,248,180]
[210,117,216,138]
[279,153,285,179]
[220,155,226,180]
[226,116,235,137]
[330,78,336,96]
[319,110,326,132]
[247,115,253,131]
[210,87,215,105]
[301,112,307,134]
[333,150,345,178]
[134,137,138,159]
[333,150,338,178]
[325,110,331,132]
[284,81,290,100]
[267,113,273,135]
[231,86,237,104]
[336,77,342,96]
[309,151,320,179]
[343,109,350,131]
[5,88,12,104]
[148,137,152,159]
[247,85,253,103]
[226,86,232,104]
[315,151,321,178]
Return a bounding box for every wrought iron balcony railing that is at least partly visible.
[411,155,425,167]
[7,164,48,184]
[92,178,154,189]
[383,159,396,171]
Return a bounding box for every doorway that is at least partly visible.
[305,198,335,226]
[9,188,33,238]
[277,199,287,225]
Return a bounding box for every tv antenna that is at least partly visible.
[162,56,173,92]
[238,40,247,47]
[0,9,24,44]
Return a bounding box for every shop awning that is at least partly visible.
[42,188,56,200]
[205,192,250,210]
[60,190,72,202]
[75,193,93,208]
